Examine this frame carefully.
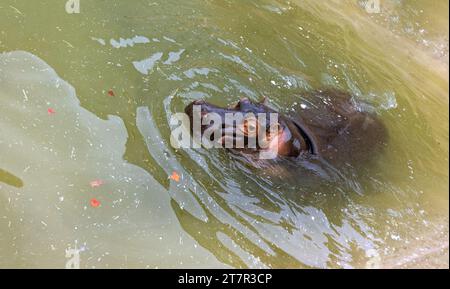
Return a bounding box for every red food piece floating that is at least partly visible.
[169,171,180,182]
[47,108,56,115]
[90,180,104,188]
[90,198,101,208]
[108,90,115,97]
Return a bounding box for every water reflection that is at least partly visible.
[0,169,24,188]
[0,51,224,268]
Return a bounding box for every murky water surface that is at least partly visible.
[0,0,448,268]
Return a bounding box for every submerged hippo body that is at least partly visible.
[185,90,387,170]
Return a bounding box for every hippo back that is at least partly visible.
[290,90,388,165]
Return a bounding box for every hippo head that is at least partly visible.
[185,98,316,160]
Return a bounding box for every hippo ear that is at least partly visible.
[232,97,249,108]
[260,96,269,105]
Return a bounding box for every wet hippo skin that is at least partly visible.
[288,90,387,164]
[185,89,388,169]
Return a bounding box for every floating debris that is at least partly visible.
[90,198,101,208]
[169,171,181,182]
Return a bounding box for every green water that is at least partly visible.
[0,0,448,268]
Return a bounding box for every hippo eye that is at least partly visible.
[243,117,258,137]
[247,123,257,133]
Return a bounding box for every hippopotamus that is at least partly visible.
[185,90,387,170]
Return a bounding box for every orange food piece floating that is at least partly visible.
[169,171,180,182]
[90,180,104,188]
[90,198,101,208]
[108,90,115,97]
